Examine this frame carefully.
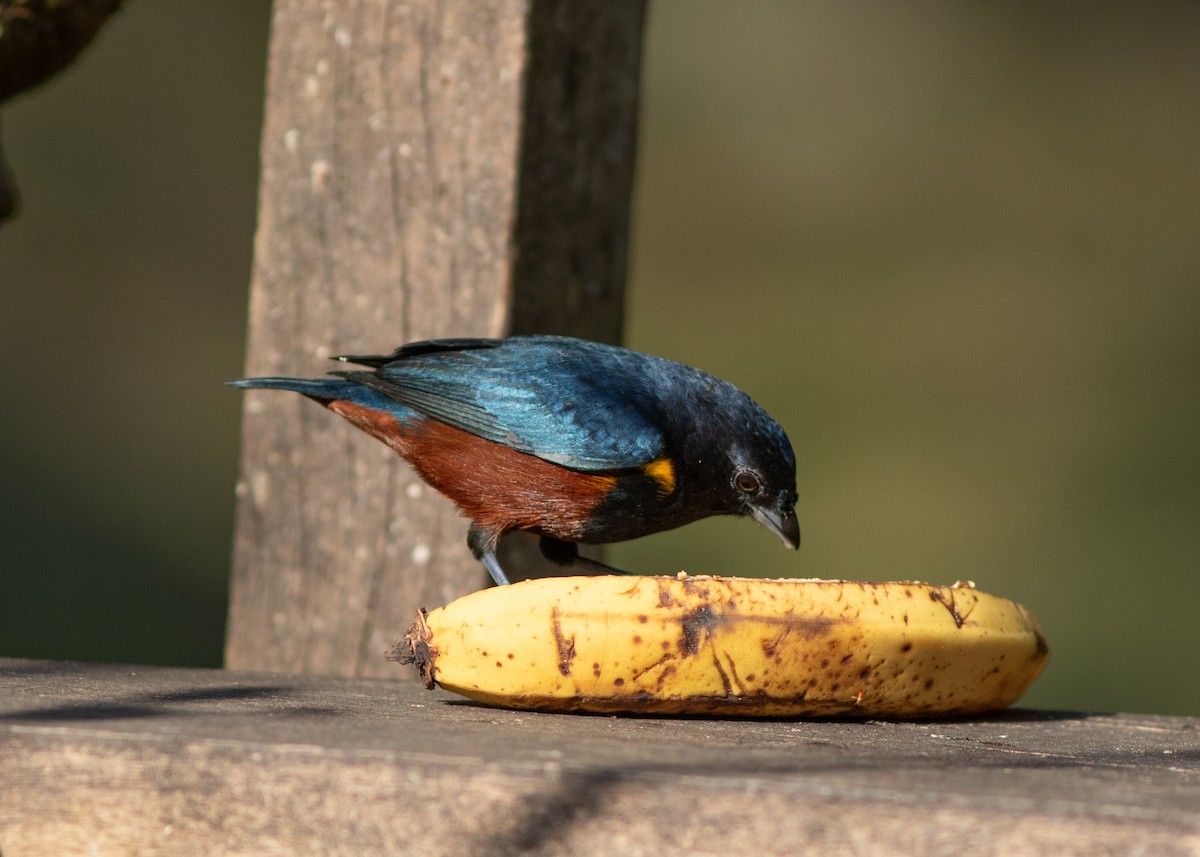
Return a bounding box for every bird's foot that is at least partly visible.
[539,537,632,576]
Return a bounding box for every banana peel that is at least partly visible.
[388,574,1049,718]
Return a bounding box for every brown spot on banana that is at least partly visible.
[929,587,973,628]
[711,650,734,696]
[551,606,576,677]
[679,604,720,656]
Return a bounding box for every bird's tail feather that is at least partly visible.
[227,377,374,405]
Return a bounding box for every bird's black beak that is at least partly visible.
[750,502,800,550]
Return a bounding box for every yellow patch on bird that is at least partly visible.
[643,457,676,497]
[583,473,619,494]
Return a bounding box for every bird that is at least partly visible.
[229,335,799,587]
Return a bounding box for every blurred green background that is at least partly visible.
[2,3,1197,716]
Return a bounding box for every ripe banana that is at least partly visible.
[388,574,1049,718]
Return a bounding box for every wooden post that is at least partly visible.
[227,0,646,676]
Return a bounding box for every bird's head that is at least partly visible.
[673,376,799,550]
[726,422,800,550]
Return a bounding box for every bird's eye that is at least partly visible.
[734,470,760,494]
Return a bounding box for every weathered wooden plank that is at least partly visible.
[2,659,1198,855]
[227,0,645,677]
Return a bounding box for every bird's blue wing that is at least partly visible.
[335,337,665,471]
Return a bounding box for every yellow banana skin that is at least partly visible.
[390,575,1049,718]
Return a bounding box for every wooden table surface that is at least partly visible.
[2,658,1197,856]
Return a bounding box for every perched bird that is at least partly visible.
[230,335,798,586]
